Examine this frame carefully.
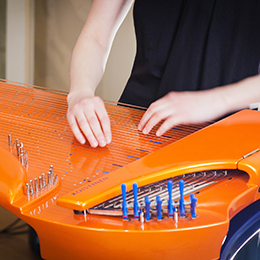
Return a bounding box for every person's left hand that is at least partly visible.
[138,90,227,136]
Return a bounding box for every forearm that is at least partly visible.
[213,75,260,113]
[69,0,133,101]
[69,35,108,97]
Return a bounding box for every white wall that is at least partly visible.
[6,0,34,84]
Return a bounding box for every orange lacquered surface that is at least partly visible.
[1,79,260,260]
[58,108,260,210]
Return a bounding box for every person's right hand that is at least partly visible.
[67,92,111,148]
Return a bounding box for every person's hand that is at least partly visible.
[67,92,111,147]
[138,90,227,136]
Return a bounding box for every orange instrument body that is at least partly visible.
[0,79,260,260]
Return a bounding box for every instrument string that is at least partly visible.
[0,80,212,130]
[0,80,210,195]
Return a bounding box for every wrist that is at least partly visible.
[211,82,245,115]
[67,88,95,107]
[211,75,260,114]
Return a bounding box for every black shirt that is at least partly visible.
[119,0,260,108]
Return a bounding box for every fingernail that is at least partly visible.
[78,137,85,144]
[156,131,160,136]
[106,136,111,144]
[99,140,106,147]
[143,128,147,134]
[91,140,98,148]
[138,124,141,130]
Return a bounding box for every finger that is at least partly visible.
[67,112,86,144]
[138,107,157,132]
[76,111,99,147]
[138,100,167,132]
[142,113,163,135]
[85,110,107,147]
[143,107,174,134]
[143,109,174,134]
[95,105,112,144]
[156,116,181,136]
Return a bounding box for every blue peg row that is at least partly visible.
[167,180,174,218]
[121,180,198,221]
[133,182,139,219]
[179,180,185,217]
[121,183,128,220]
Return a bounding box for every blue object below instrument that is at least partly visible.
[220,198,260,260]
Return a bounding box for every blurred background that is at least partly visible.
[0,0,136,100]
[0,0,135,259]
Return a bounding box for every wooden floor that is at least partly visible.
[0,205,43,260]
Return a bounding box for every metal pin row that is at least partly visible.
[8,135,28,169]
[139,206,179,225]
[25,166,58,198]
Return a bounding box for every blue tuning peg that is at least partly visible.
[167,180,173,218]
[133,183,139,219]
[121,183,128,220]
[145,196,151,221]
[179,180,185,217]
[156,195,162,221]
[190,193,198,219]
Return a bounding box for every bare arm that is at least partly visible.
[138,75,260,136]
[67,0,133,147]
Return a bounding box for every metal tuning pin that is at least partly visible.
[49,165,54,183]
[34,178,39,194]
[54,174,58,185]
[156,196,163,221]
[144,196,151,222]
[174,207,178,225]
[20,142,24,153]
[167,180,174,218]
[29,180,34,196]
[133,182,139,220]
[8,134,12,146]
[16,138,20,157]
[190,194,198,219]
[140,210,144,224]
[39,176,43,192]
[42,173,46,189]
[121,183,128,221]
[47,171,51,186]
[19,142,24,165]
[26,183,30,198]
[24,151,28,169]
[179,180,185,217]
